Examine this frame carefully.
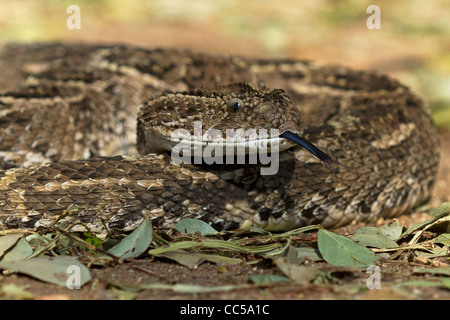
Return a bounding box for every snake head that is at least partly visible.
[137,83,344,172]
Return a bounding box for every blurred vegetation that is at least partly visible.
[0,0,449,128]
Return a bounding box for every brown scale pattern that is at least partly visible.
[0,43,440,232]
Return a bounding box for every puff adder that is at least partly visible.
[0,43,440,232]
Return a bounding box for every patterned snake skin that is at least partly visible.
[0,43,440,232]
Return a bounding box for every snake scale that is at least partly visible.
[0,43,440,233]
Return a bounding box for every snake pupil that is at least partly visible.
[227,98,244,113]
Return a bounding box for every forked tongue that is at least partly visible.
[280,130,348,173]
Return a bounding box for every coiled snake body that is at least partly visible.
[0,43,440,232]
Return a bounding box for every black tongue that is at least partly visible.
[280,130,347,173]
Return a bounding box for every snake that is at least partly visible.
[0,43,440,233]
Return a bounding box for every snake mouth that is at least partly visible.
[169,134,295,155]
[279,130,345,173]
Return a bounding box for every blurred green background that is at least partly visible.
[0,0,449,128]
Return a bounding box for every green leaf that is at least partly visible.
[0,284,35,300]
[260,237,291,257]
[148,239,282,256]
[402,202,450,237]
[380,221,404,241]
[317,229,379,267]
[1,238,33,262]
[442,278,450,289]
[274,258,320,284]
[155,250,242,267]
[108,217,153,259]
[429,202,450,217]
[285,246,323,263]
[351,227,399,249]
[433,233,450,246]
[413,267,450,277]
[249,274,291,284]
[83,232,103,247]
[0,234,24,257]
[415,247,449,258]
[0,256,91,287]
[173,219,218,236]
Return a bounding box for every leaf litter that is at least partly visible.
[0,202,449,298]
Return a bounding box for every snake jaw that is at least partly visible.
[279,130,346,173]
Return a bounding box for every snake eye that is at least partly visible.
[227,98,244,113]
